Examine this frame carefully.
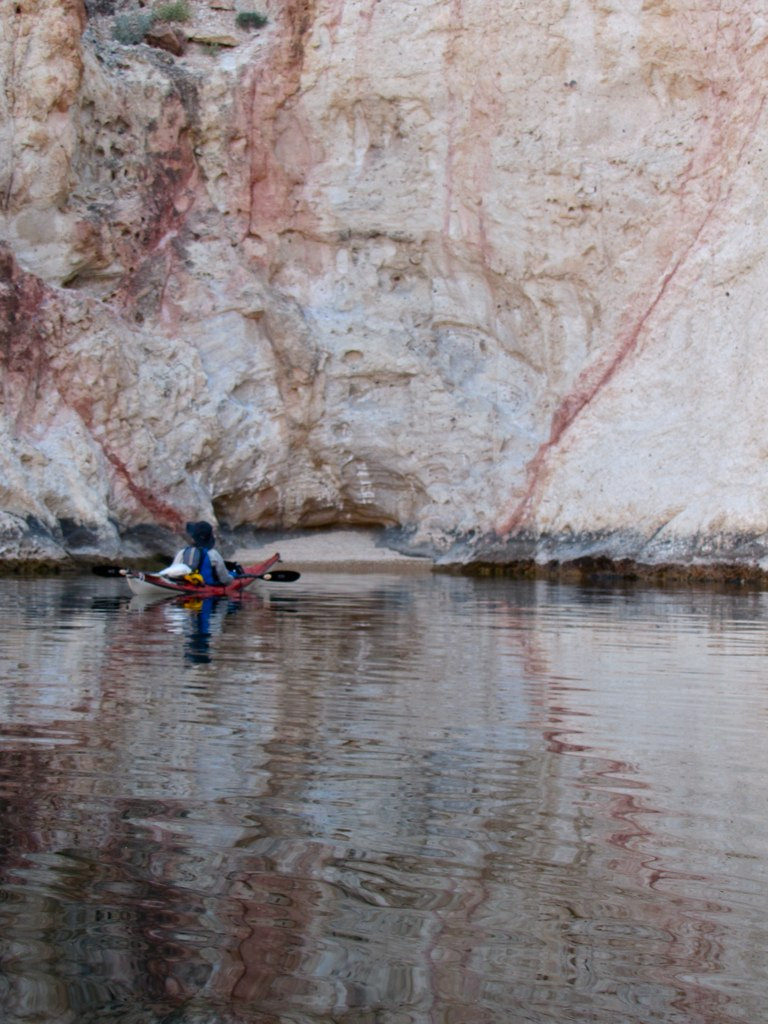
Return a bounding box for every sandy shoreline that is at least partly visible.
[232,529,434,574]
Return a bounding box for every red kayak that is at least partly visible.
[124,553,287,598]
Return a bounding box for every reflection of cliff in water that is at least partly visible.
[1,576,767,1021]
[528,583,767,1024]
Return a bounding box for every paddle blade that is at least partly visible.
[257,570,301,583]
[91,565,127,577]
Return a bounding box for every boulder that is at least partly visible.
[187,31,238,47]
[145,25,187,56]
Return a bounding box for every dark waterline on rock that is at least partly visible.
[1,572,767,1023]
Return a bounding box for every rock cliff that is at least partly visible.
[2,0,768,571]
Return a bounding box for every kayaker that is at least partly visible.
[168,520,234,586]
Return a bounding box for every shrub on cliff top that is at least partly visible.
[112,11,155,44]
[236,11,268,30]
[154,1,191,21]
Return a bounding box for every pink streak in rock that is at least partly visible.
[498,65,767,538]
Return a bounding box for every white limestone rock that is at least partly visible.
[1,0,768,569]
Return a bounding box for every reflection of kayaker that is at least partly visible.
[181,595,238,665]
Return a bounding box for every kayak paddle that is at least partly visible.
[91,566,301,582]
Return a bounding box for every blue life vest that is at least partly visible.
[182,545,215,584]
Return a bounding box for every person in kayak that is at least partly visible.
[168,520,235,586]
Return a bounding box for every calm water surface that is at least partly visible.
[1,571,768,1023]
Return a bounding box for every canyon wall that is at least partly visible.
[2,0,768,568]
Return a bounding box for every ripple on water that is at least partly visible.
[1,575,768,1022]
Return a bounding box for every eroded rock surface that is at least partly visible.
[2,0,768,569]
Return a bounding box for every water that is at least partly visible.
[1,571,768,1023]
